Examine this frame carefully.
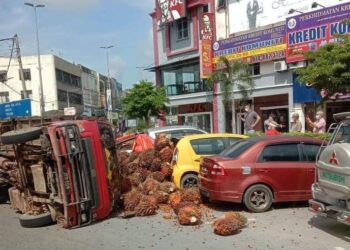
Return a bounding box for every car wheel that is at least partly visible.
[0,127,42,145]
[243,184,273,213]
[180,173,198,189]
[19,212,53,228]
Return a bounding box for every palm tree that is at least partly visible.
[207,56,255,133]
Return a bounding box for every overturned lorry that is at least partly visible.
[0,120,122,228]
[309,112,350,225]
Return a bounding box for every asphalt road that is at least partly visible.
[0,201,349,250]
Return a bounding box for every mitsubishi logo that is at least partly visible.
[329,151,339,165]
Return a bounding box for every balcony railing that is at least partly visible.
[166,81,211,96]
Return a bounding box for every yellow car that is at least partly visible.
[171,133,247,188]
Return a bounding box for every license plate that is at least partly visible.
[320,171,345,184]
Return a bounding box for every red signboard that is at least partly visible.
[157,0,186,24]
[199,12,214,79]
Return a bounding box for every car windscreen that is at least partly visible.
[219,140,254,158]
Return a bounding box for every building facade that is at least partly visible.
[0,54,123,119]
[150,0,350,133]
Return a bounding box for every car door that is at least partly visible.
[256,142,310,201]
[300,143,320,193]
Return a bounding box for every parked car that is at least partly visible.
[309,112,350,225]
[172,133,247,189]
[199,136,322,212]
[147,126,207,140]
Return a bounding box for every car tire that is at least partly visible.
[180,173,199,189]
[19,212,53,228]
[0,127,42,145]
[243,184,273,213]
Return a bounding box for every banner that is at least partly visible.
[200,13,214,78]
[286,2,350,63]
[157,0,186,24]
[213,25,286,65]
[228,0,343,34]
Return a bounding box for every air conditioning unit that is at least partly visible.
[274,61,288,72]
[288,61,307,69]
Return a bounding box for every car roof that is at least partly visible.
[180,133,247,141]
[147,126,207,133]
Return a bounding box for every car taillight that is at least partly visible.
[172,148,178,165]
[210,164,226,176]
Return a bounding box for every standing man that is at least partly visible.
[290,113,302,132]
[306,110,326,133]
[246,0,259,29]
[240,104,261,134]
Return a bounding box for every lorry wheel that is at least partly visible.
[0,127,42,145]
[19,212,53,228]
[243,184,273,213]
[181,173,198,188]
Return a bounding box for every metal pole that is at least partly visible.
[25,3,45,122]
[14,34,28,99]
[34,6,45,122]
[100,45,113,123]
[67,89,70,107]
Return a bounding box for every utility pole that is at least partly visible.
[14,34,28,99]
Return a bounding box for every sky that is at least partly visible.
[0,0,156,90]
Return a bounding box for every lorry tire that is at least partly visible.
[243,184,273,213]
[0,127,42,145]
[19,212,53,228]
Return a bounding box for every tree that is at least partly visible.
[207,56,255,133]
[296,35,350,99]
[122,80,168,128]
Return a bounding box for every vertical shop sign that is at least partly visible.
[200,12,214,78]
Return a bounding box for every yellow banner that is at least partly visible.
[213,44,286,64]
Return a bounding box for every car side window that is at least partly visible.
[190,138,226,155]
[259,143,300,162]
[302,144,320,162]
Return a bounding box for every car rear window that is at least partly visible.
[190,138,227,155]
[219,140,254,158]
[302,143,320,162]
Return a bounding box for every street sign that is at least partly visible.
[0,99,32,119]
[64,107,77,116]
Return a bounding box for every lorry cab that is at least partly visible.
[0,119,121,228]
[309,112,350,225]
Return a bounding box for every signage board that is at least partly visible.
[64,107,77,116]
[228,0,345,34]
[157,0,186,24]
[213,24,286,65]
[199,12,214,78]
[0,99,32,119]
[286,1,350,63]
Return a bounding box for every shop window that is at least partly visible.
[0,71,7,82]
[0,92,9,103]
[20,90,32,99]
[250,63,260,76]
[19,69,31,81]
[57,89,68,102]
[217,0,226,9]
[177,18,189,40]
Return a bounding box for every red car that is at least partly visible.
[199,136,321,212]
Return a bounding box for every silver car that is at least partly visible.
[309,112,350,226]
[147,126,207,140]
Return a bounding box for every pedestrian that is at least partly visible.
[306,110,326,133]
[290,113,302,132]
[265,122,281,136]
[240,104,261,134]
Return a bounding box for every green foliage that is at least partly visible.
[122,80,168,127]
[207,57,255,107]
[296,35,350,98]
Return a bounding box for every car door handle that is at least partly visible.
[258,169,269,173]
